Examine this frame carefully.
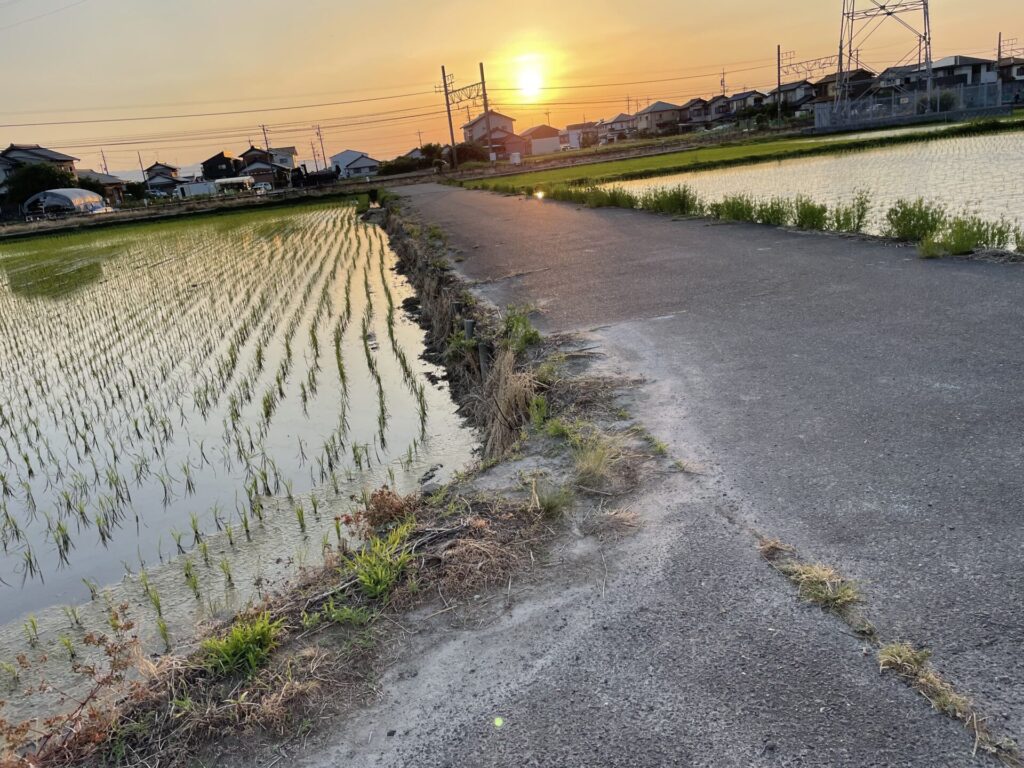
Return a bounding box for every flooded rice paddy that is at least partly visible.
[0,201,475,720]
[609,131,1024,234]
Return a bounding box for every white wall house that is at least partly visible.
[270,146,298,170]
[520,125,561,155]
[329,150,380,178]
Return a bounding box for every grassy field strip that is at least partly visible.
[464,118,1024,189]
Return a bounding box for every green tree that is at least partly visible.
[75,175,107,196]
[4,163,77,206]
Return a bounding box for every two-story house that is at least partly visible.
[680,98,708,124]
[201,151,244,181]
[143,162,181,195]
[596,113,636,143]
[728,90,767,114]
[0,144,79,191]
[461,111,515,144]
[706,95,733,122]
[634,101,680,135]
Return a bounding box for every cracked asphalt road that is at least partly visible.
[293,183,1023,767]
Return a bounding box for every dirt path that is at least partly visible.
[279,183,1024,767]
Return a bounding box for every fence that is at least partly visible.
[815,82,1011,131]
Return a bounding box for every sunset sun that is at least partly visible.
[517,64,544,99]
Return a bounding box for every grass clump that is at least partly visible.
[534,482,575,518]
[710,194,757,222]
[350,522,413,599]
[573,432,622,487]
[202,612,285,676]
[878,642,972,719]
[502,306,541,354]
[918,214,1015,257]
[883,198,946,242]
[828,192,871,234]
[778,562,861,611]
[322,598,374,626]
[793,196,829,231]
[754,197,794,227]
[639,185,704,216]
[528,394,549,429]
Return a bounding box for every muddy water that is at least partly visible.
[0,201,476,722]
[609,132,1024,234]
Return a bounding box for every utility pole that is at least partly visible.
[100,149,109,175]
[138,152,149,190]
[545,110,551,125]
[417,130,423,148]
[438,65,458,171]
[626,95,631,114]
[777,45,783,127]
[480,62,494,166]
[310,141,320,172]
[261,124,271,151]
[316,125,327,170]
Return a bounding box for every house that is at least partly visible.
[564,121,599,150]
[269,146,298,170]
[879,56,997,92]
[484,129,529,161]
[728,90,767,114]
[76,169,126,206]
[329,150,381,178]
[634,101,680,134]
[144,162,179,181]
[814,69,876,101]
[1000,57,1024,104]
[770,80,817,109]
[0,144,79,190]
[239,146,290,187]
[461,110,515,144]
[201,151,244,181]
[520,125,562,155]
[706,95,733,122]
[679,98,708,124]
[596,113,636,143]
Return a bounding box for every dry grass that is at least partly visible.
[573,431,622,487]
[479,346,535,457]
[777,562,861,611]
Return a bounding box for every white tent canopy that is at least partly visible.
[22,188,106,215]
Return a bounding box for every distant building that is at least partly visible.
[269,146,299,170]
[706,95,733,122]
[769,80,817,109]
[814,69,876,102]
[679,98,708,124]
[76,169,126,206]
[520,125,562,155]
[329,150,381,178]
[728,90,767,114]
[634,101,680,135]
[596,113,637,143]
[201,151,244,181]
[142,163,181,195]
[0,144,79,190]
[461,110,515,144]
[563,121,598,150]
[1000,56,1024,103]
[238,146,291,187]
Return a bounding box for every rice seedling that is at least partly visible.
[156,617,172,651]
[182,557,201,599]
[294,502,307,533]
[82,577,99,600]
[62,604,83,628]
[219,557,235,588]
[23,615,39,646]
[58,634,76,661]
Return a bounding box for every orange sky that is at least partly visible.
[0,0,1018,173]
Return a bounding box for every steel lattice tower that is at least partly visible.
[835,0,933,117]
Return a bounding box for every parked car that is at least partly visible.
[253,182,273,194]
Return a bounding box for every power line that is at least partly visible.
[0,89,437,128]
[0,0,90,32]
